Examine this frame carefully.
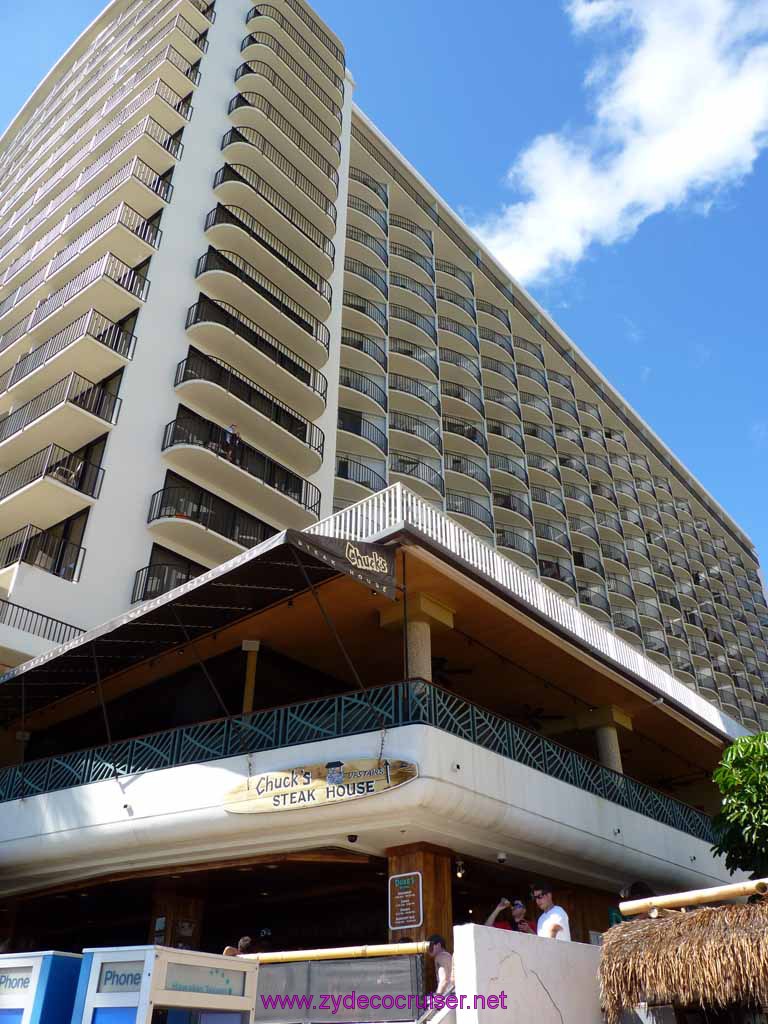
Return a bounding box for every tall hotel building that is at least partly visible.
[0,0,766,741]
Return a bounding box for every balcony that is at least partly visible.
[391,272,436,312]
[213,163,334,276]
[347,225,388,268]
[236,38,341,131]
[579,584,611,618]
[162,409,321,526]
[438,316,478,354]
[0,310,135,410]
[548,369,575,395]
[596,510,624,539]
[204,204,332,321]
[436,285,476,322]
[195,247,330,366]
[563,482,594,512]
[489,453,527,487]
[185,296,327,415]
[0,444,103,535]
[528,452,561,484]
[573,548,605,579]
[442,414,487,455]
[337,409,387,457]
[523,420,556,452]
[389,214,433,253]
[132,558,204,604]
[441,379,484,417]
[607,575,635,603]
[227,91,339,198]
[389,373,440,416]
[339,366,388,414]
[477,299,510,331]
[335,454,387,495]
[613,611,642,639]
[347,194,387,235]
[389,411,442,456]
[0,523,85,588]
[147,482,276,565]
[343,291,388,336]
[0,372,120,466]
[389,452,444,499]
[444,451,491,493]
[341,329,386,373]
[480,326,514,360]
[536,520,571,554]
[1,254,148,364]
[389,242,434,282]
[435,258,473,294]
[349,167,387,208]
[485,388,521,422]
[345,257,388,301]
[493,489,533,524]
[0,597,82,663]
[602,542,630,570]
[559,454,588,481]
[555,424,585,452]
[221,126,336,236]
[569,515,599,545]
[390,305,436,345]
[481,355,515,389]
[487,419,524,454]
[497,528,537,567]
[389,338,439,381]
[513,335,545,366]
[539,556,577,593]
[243,6,345,102]
[446,491,494,535]
[175,348,324,475]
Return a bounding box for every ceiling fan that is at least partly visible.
[431,656,472,687]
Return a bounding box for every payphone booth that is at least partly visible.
[0,950,82,1024]
[71,946,258,1024]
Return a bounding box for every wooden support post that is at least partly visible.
[242,640,261,714]
[149,880,204,950]
[386,842,453,946]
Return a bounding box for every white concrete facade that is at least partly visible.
[0,0,765,743]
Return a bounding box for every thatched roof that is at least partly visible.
[600,899,768,1023]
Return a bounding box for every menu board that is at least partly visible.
[388,871,423,930]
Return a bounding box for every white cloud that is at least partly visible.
[471,0,768,285]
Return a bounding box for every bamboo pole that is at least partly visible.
[242,942,429,963]
[620,878,768,917]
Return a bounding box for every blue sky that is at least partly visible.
[2,0,767,573]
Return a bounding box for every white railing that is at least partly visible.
[306,483,748,741]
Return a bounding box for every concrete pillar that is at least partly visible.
[406,619,432,681]
[242,640,261,714]
[379,592,455,682]
[595,723,623,773]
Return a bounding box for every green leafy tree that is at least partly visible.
[712,732,768,878]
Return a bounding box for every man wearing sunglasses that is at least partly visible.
[531,882,571,940]
[485,896,535,934]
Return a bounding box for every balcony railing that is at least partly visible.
[347,195,387,235]
[205,204,332,305]
[337,410,388,455]
[236,35,342,125]
[391,305,437,343]
[344,292,388,333]
[339,367,388,411]
[435,258,474,294]
[163,411,321,516]
[341,330,386,371]
[0,597,83,645]
[486,389,521,419]
[480,326,514,359]
[0,372,121,445]
[568,516,599,544]
[444,453,490,491]
[613,612,642,637]
[389,412,442,454]
[441,380,484,415]
[436,286,476,320]
[243,7,344,96]
[523,421,556,449]
[446,491,494,530]
[0,444,104,504]
[390,453,445,496]
[148,484,276,550]
[231,64,341,157]
[176,349,324,456]
[0,523,86,582]
[513,336,545,364]
[389,338,438,379]
[335,455,387,493]
[391,243,434,280]
[185,295,328,403]
[494,490,533,521]
[0,311,135,396]
[221,126,337,224]
[349,167,387,207]
[132,560,203,604]
[537,521,571,551]
[487,419,524,450]
[477,299,510,330]
[481,356,515,387]
[227,92,339,191]
[489,453,527,486]
[0,679,716,841]
[579,585,611,616]
[345,257,388,300]
[391,272,436,311]
[390,373,440,413]
[389,214,433,252]
[443,415,487,452]
[213,164,334,262]
[438,316,479,351]
[347,225,388,266]
[497,528,537,561]
[539,557,576,591]
[528,453,561,482]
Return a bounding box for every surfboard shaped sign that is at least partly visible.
[224,758,418,813]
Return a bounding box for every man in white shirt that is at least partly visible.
[532,882,571,941]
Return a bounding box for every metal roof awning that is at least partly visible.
[0,530,397,727]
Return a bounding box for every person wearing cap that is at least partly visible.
[485,897,535,934]
[531,882,571,941]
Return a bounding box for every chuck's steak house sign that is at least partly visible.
[225,758,417,813]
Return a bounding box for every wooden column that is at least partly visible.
[242,640,261,714]
[149,880,204,950]
[386,842,453,947]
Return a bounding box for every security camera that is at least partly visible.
[347,834,358,844]
[496,852,508,864]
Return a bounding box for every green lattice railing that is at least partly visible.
[0,681,714,842]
